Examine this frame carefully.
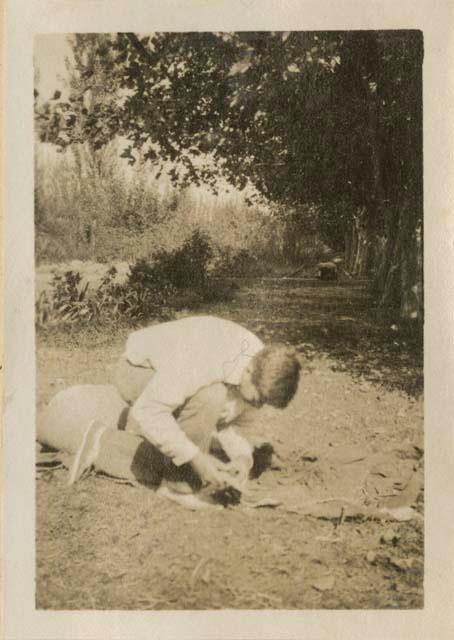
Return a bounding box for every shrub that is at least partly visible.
[35,267,176,329]
[210,247,267,278]
[36,271,92,326]
[119,264,177,321]
[150,229,213,290]
[35,230,247,332]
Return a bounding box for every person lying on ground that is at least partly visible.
[37,381,275,506]
[37,383,251,499]
[110,315,301,492]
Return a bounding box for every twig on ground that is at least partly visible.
[335,506,345,529]
[190,556,211,589]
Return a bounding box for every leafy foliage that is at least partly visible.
[36,266,175,329]
[147,229,213,290]
[35,31,423,318]
[35,231,249,330]
[211,247,264,278]
[35,32,421,210]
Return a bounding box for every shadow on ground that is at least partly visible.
[36,275,423,397]
[214,277,423,398]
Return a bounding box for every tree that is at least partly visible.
[36,31,423,320]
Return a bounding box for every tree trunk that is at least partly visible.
[372,32,423,322]
[346,218,358,273]
[371,205,399,300]
[344,229,352,272]
[379,215,403,310]
[399,210,423,321]
[373,200,423,321]
[345,207,369,277]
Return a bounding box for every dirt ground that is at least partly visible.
[36,277,424,609]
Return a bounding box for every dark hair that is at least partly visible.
[250,345,301,408]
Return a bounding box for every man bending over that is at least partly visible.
[110,315,301,491]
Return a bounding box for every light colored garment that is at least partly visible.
[123,316,264,465]
[37,385,128,453]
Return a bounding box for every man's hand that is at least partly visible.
[190,452,234,490]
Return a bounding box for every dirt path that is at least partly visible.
[36,279,423,609]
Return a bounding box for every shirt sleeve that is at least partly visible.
[131,371,200,466]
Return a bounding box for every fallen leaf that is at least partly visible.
[379,506,422,522]
[366,550,377,564]
[243,497,282,509]
[383,472,422,509]
[388,557,414,571]
[311,574,335,591]
[190,557,211,588]
[201,567,211,584]
[301,450,319,462]
[380,530,400,545]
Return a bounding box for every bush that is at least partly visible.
[211,247,266,278]
[36,267,176,329]
[36,271,91,326]
[126,231,233,306]
[35,230,248,332]
[150,229,213,290]
[85,267,156,323]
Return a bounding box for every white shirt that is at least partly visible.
[126,316,264,465]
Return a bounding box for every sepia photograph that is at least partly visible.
[32,30,425,611]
